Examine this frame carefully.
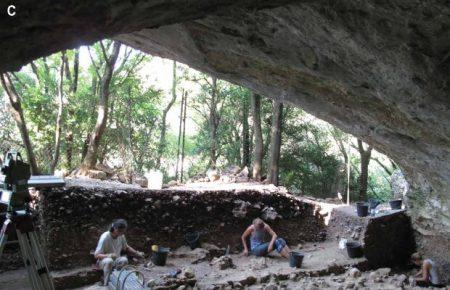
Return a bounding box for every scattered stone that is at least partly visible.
[306,283,320,290]
[250,257,268,270]
[262,207,279,221]
[356,277,366,286]
[133,176,148,188]
[394,274,407,287]
[88,170,107,180]
[232,199,251,218]
[167,180,178,187]
[344,281,355,289]
[181,267,195,279]
[211,255,234,270]
[376,267,391,277]
[264,284,278,290]
[240,276,257,286]
[238,166,249,177]
[95,163,115,175]
[206,169,220,181]
[347,267,361,278]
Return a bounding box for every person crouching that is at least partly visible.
[241,218,291,258]
[94,219,144,285]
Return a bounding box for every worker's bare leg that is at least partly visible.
[280,245,291,259]
[114,256,129,270]
[100,258,114,285]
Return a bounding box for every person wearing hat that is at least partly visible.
[94,219,144,285]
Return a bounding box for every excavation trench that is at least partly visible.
[0,181,419,289]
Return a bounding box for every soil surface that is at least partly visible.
[1,241,446,289]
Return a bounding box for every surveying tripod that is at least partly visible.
[0,150,64,290]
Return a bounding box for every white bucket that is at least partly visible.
[145,170,163,189]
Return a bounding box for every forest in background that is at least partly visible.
[0,40,400,202]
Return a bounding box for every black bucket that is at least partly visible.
[389,199,402,210]
[368,199,380,211]
[356,202,369,217]
[151,246,170,266]
[185,231,200,250]
[346,242,364,258]
[289,251,304,268]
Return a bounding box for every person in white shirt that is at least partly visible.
[94,219,144,285]
[411,252,444,287]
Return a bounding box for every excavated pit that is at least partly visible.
[37,182,326,270]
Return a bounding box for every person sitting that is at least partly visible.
[411,252,444,287]
[94,219,144,286]
[241,218,291,258]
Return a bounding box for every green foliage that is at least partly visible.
[0,41,397,200]
[280,107,341,197]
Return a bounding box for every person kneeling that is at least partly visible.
[411,252,444,288]
[241,218,291,258]
[94,219,144,286]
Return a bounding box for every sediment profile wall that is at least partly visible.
[38,186,326,270]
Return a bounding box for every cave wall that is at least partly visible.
[38,186,325,270]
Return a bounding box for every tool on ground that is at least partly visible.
[225,244,230,256]
[0,150,65,290]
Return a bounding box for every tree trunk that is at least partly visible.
[0,73,40,174]
[251,93,263,181]
[268,100,283,185]
[357,139,373,201]
[209,77,218,168]
[175,91,185,181]
[66,49,79,169]
[242,94,250,168]
[80,41,121,171]
[50,52,65,174]
[180,92,188,182]
[156,60,177,169]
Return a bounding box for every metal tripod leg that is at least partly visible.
[16,222,55,290]
[0,219,11,258]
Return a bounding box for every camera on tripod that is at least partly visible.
[0,149,65,290]
[0,149,65,211]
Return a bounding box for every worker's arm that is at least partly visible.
[265,224,277,252]
[126,245,144,258]
[415,261,431,282]
[95,253,117,260]
[414,269,423,278]
[241,225,253,255]
[94,234,117,260]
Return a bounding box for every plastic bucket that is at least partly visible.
[151,246,169,266]
[289,251,304,268]
[369,199,380,211]
[185,231,200,250]
[389,199,402,210]
[356,202,369,217]
[346,242,364,258]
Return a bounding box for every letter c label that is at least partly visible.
[7,5,16,16]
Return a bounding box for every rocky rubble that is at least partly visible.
[192,166,252,184]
